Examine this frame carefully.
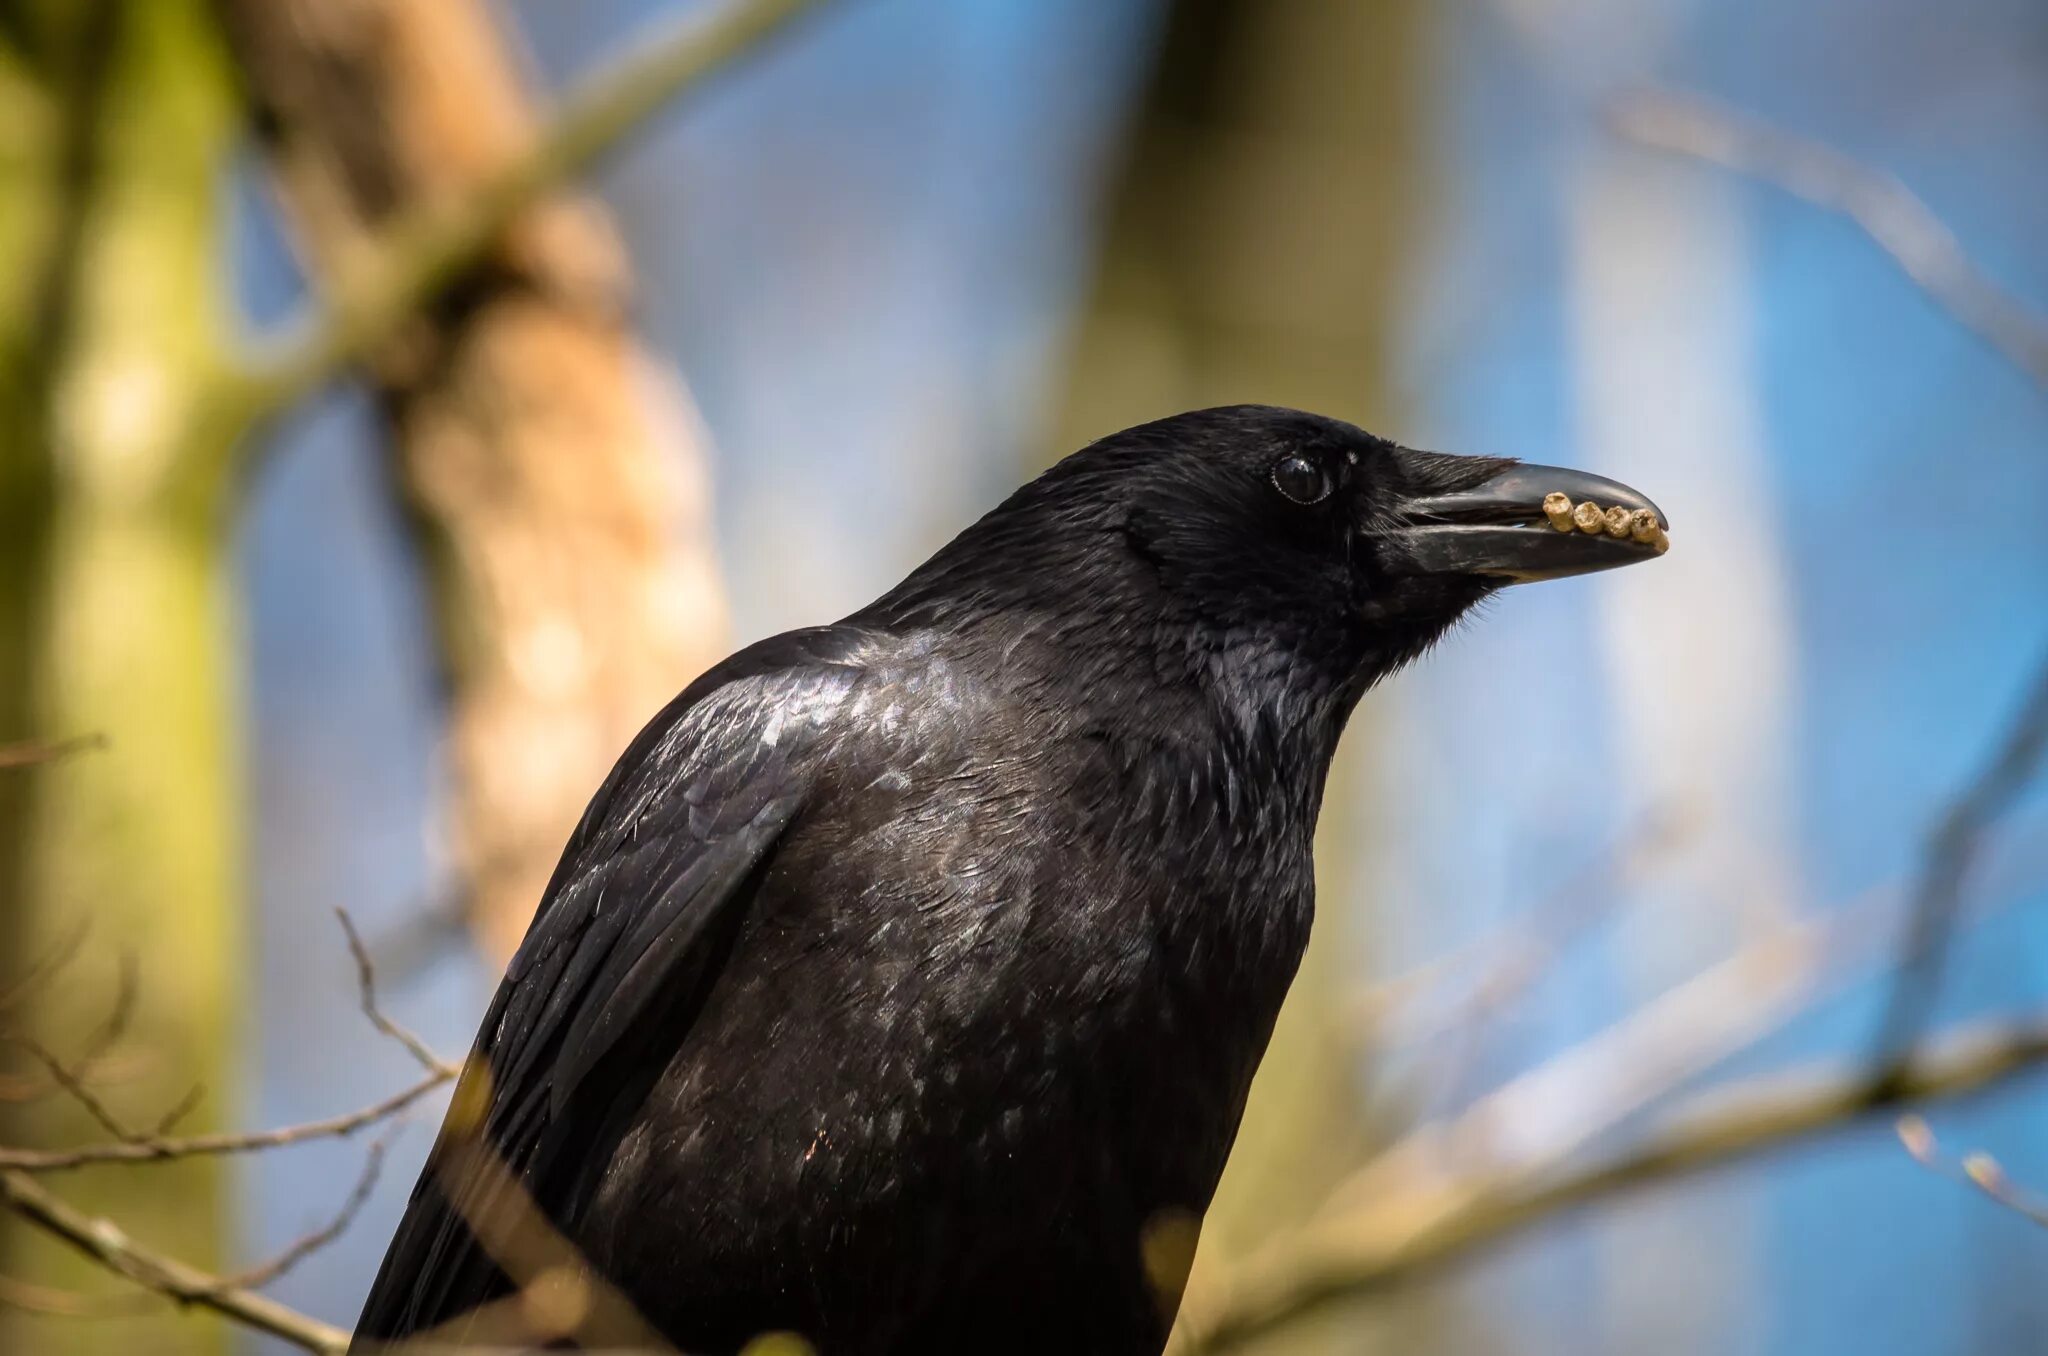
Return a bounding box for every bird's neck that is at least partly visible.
[988,608,1367,828]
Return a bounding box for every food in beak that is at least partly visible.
[1547,493,1669,555]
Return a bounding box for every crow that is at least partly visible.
[353,405,1666,1355]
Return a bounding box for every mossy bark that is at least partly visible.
[0,4,240,1351]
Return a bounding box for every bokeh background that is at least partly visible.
[4,0,2046,1353]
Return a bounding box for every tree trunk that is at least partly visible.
[0,3,241,1352]
[215,0,730,962]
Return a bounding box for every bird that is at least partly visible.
[352,405,1667,1355]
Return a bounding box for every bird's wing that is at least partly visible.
[352,626,873,1344]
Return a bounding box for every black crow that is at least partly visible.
[354,406,1666,1355]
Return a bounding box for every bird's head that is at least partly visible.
[875,405,1667,711]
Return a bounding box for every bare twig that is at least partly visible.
[218,0,831,440]
[1609,89,2048,389]
[1320,862,1932,1225]
[219,1141,386,1291]
[75,951,139,1073]
[0,951,209,1135]
[0,1169,350,1355]
[1353,807,1691,1045]
[0,918,456,1350]
[5,1037,142,1144]
[0,911,456,1168]
[151,1082,206,1137]
[1178,810,2044,1351]
[1897,1114,2048,1228]
[1,948,143,1107]
[0,1271,161,1318]
[0,734,106,771]
[336,909,461,1078]
[0,917,93,1022]
[0,1068,446,1172]
[1869,655,2048,1079]
[1176,1009,2048,1352]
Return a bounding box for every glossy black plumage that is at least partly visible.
[353,406,1664,1354]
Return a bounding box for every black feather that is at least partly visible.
[351,407,1525,1355]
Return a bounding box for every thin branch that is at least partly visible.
[1317,861,1924,1226]
[152,1081,206,1137]
[76,951,140,1073]
[2,906,450,1170]
[1609,88,2048,390]
[218,1141,386,1291]
[0,1271,160,1318]
[217,0,831,441]
[0,733,106,771]
[0,1067,446,1172]
[0,953,204,1133]
[1870,654,2048,1078]
[0,917,93,1021]
[5,1036,142,1144]
[1897,1113,2048,1228]
[1177,1009,2048,1352]
[0,1169,350,1355]
[1353,806,1692,1067]
[1182,810,2042,1349]
[335,909,460,1077]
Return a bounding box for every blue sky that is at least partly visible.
[231,1,2047,1349]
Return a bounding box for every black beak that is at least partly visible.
[1379,460,1670,583]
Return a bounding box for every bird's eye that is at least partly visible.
[1270,455,1330,505]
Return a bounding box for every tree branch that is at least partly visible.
[0,1069,445,1172]
[0,1169,350,1355]
[1185,636,2048,1346]
[335,909,460,1078]
[218,1141,385,1292]
[1608,88,2048,391]
[0,734,106,772]
[1897,1113,2048,1228]
[1869,654,2048,1079]
[1177,1009,2048,1352]
[2,909,456,1170]
[216,0,830,442]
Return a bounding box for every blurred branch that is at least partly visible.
[0,735,106,771]
[1178,794,2042,1349]
[1177,1008,2048,1352]
[1,950,155,1122]
[1352,805,1692,1051]
[1897,1113,2048,1228]
[0,1169,350,1355]
[216,0,829,441]
[219,0,740,961]
[1179,630,2048,1351]
[1869,655,2048,1082]
[1609,88,2048,390]
[0,919,92,1024]
[430,1135,673,1352]
[0,1271,160,1319]
[6,1037,145,1145]
[1321,854,1954,1226]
